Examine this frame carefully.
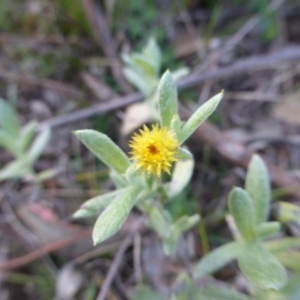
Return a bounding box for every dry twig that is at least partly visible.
[38,47,300,198]
[39,46,300,130]
[0,229,92,271]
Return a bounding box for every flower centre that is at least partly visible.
[129,124,179,177]
[147,144,159,155]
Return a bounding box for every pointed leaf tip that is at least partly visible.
[246,154,270,224]
[75,129,130,174]
[158,70,178,128]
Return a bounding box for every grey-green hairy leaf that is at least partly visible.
[0,129,19,156]
[274,251,300,273]
[158,70,178,128]
[246,154,271,224]
[277,201,300,224]
[27,127,51,164]
[171,67,189,81]
[194,241,242,278]
[255,222,281,239]
[0,99,20,137]
[167,158,194,198]
[73,189,126,219]
[19,120,37,152]
[228,187,255,241]
[75,130,130,174]
[238,242,287,290]
[170,114,181,138]
[125,163,147,186]
[172,214,200,234]
[148,207,171,239]
[264,237,300,253]
[123,67,150,95]
[110,170,128,188]
[175,147,193,160]
[179,91,223,143]
[163,231,179,256]
[132,53,156,77]
[92,186,140,245]
[0,159,31,181]
[35,168,57,183]
[143,38,161,75]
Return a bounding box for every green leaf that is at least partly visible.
[132,53,156,77]
[123,67,150,95]
[73,189,126,219]
[27,128,51,164]
[74,130,130,174]
[238,242,287,290]
[162,215,200,256]
[143,38,161,75]
[170,114,182,138]
[158,70,178,128]
[246,154,271,224]
[255,222,281,239]
[0,129,20,156]
[274,251,300,273]
[148,207,171,239]
[228,187,256,241]
[175,147,193,160]
[171,67,189,81]
[167,157,194,198]
[92,186,140,245]
[277,201,300,224]
[34,168,57,183]
[110,170,128,188]
[172,214,200,234]
[163,231,179,256]
[125,163,147,186]
[0,99,20,137]
[264,237,300,253]
[179,91,223,143]
[19,120,37,152]
[194,241,242,278]
[0,158,31,181]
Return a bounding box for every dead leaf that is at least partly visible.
[121,103,154,136]
[55,263,83,300]
[172,29,203,58]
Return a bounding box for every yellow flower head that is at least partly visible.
[129,124,179,177]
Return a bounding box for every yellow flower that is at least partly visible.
[129,124,179,177]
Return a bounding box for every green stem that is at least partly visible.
[199,219,210,255]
